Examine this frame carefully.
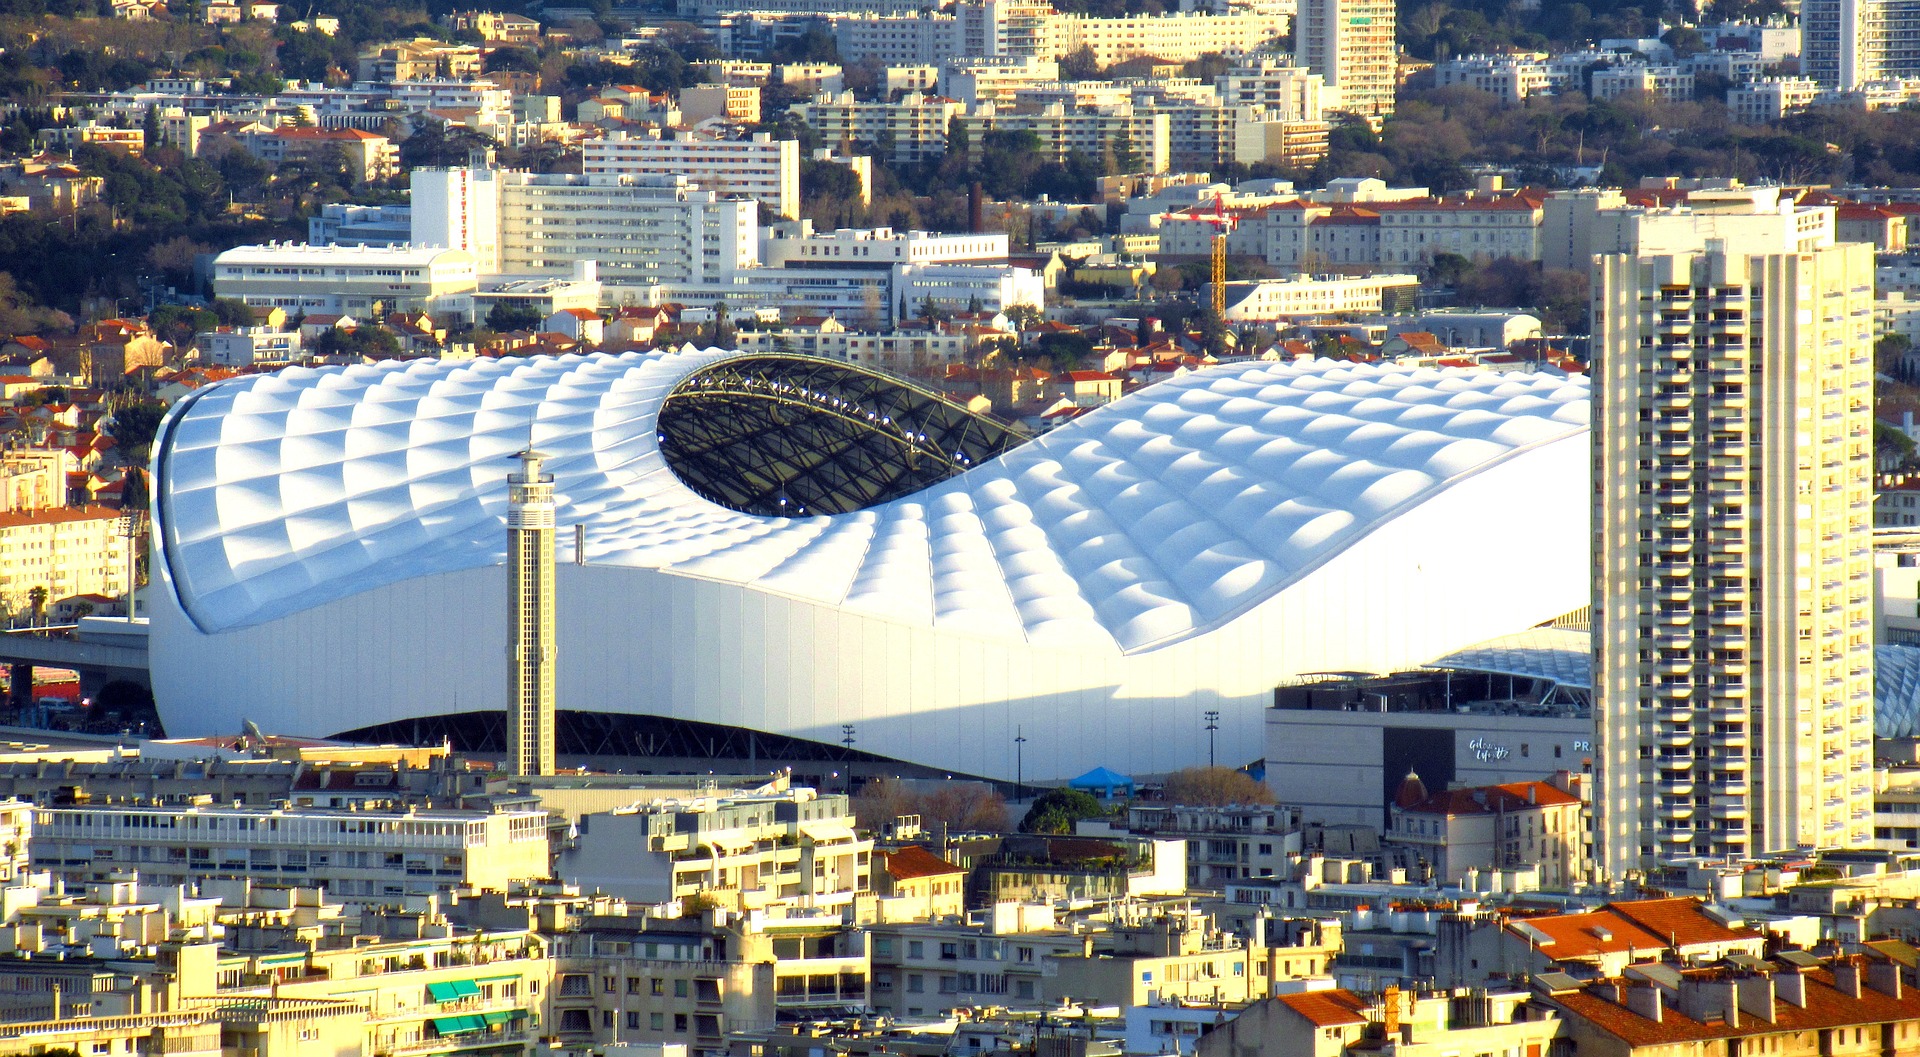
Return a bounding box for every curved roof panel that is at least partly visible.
[155,352,1591,651]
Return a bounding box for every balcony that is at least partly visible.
[1660,799,1696,820]
[1660,728,1695,748]
[1711,729,1749,749]
[1710,797,1749,819]
[1659,777,1695,796]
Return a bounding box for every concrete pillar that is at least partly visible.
[7,663,29,717]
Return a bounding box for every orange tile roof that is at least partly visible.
[1551,964,1920,1047]
[1512,898,1758,961]
[1276,988,1367,1028]
[879,845,965,881]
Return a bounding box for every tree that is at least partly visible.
[1879,333,1915,379]
[106,401,167,465]
[1020,788,1104,834]
[1161,766,1276,807]
[211,299,254,327]
[919,783,1008,833]
[487,303,545,332]
[27,586,45,627]
[1877,420,1918,470]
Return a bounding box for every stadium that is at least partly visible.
[148,351,1591,782]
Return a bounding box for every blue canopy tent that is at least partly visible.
[1068,766,1135,799]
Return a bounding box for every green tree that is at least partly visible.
[487,303,544,332]
[107,401,167,465]
[1020,788,1104,834]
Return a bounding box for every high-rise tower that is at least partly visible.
[1293,0,1397,121]
[506,449,557,777]
[1592,230,1875,880]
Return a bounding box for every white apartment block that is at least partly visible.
[211,243,479,318]
[763,222,1008,267]
[1432,53,1559,104]
[198,326,303,366]
[794,93,963,164]
[938,56,1062,106]
[207,240,480,316]
[1589,63,1695,101]
[733,321,980,372]
[411,168,759,286]
[555,789,872,912]
[1592,215,1875,879]
[896,261,1045,316]
[1215,273,1419,321]
[955,0,1059,58]
[30,803,551,900]
[1294,0,1396,120]
[1056,11,1285,67]
[1216,59,1329,121]
[1801,0,1920,87]
[959,102,1172,173]
[835,12,957,65]
[582,129,800,220]
[1729,77,1821,122]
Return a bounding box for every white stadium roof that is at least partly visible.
[150,352,1594,779]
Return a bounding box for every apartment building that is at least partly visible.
[731,317,990,371]
[1294,0,1397,120]
[0,507,129,618]
[29,802,551,900]
[1216,59,1329,121]
[867,910,1086,1013]
[1735,77,1820,121]
[212,243,479,318]
[411,167,759,286]
[555,789,872,914]
[582,129,801,220]
[442,9,540,44]
[959,102,1172,173]
[0,449,69,515]
[1215,274,1419,321]
[834,11,956,65]
[938,55,1062,106]
[794,92,964,164]
[356,38,484,82]
[1589,64,1695,101]
[1198,986,1560,1057]
[1056,11,1283,67]
[198,326,304,366]
[547,913,866,1048]
[1384,774,1588,889]
[1432,52,1559,104]
[1088,803,1304,887]
[763,222,1008,268]
[1591,213,1876,877]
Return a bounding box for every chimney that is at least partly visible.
[1869,960,1903,1000]
[1527,784,1536,805]
[1626,984,1663,1023]
[1736,974,1775,1023]
[1835,960,1864,999]
[1776,968,1807,1007]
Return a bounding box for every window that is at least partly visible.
[674,1014,688,1032]
[651,1012,665,1031]
[675,979,689,998]
[651,979,665,996]
[628,1012,642,1029]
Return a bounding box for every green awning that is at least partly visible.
[432,1015,486,1036]
[481,1012,513,1026]
[428,980,481,1002]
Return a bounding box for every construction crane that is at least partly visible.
[1204,193,1235,318]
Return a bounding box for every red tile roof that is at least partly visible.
[879,845,965,881]
[1276,989,1367,1028]
[1550,963,1920,1047]
[1511,898,1759,961]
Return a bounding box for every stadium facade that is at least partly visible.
[148,351,1591,781]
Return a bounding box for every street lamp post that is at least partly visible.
[1014,725,1027,801]
[841,724,856,794]
[1204,710,1220,768]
